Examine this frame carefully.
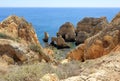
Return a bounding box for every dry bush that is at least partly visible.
[0,61,82,81]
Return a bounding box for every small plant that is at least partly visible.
[29,44,42,53]
[0,33,14,40]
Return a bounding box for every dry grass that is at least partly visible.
[0,61,82,81]
[1,63,53,81]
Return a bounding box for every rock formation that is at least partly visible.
[76,17,108,35]
[111,12,120,26]
[66,44,85,61]
[66,12,120,61]
[50,36,70,49]
[75,17,108,45]
[43,32,49,42]
[62,52,120,81]
[0,15,54,64]
[57,22,76,42]
[0,15,40,46]
[75,31,88,45]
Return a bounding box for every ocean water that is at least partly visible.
[0,8,120,47]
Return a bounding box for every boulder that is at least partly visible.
[41,73,59,81]
[2,54,14,64]
[44,48,54,57]
[0,58,8,75]
[50,36,70,49]
[57,22,76,42]
[43,32,49,42]
[75,31,88,45]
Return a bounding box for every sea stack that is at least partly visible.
[43,32,49,42]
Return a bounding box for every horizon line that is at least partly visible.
[0,6,120,8]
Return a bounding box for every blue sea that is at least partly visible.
[0,8,120,47]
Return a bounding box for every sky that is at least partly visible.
[0,0,120,7]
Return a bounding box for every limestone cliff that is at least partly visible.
[66,12,120,61]
[0,15,40,46]
[0,15,53,64]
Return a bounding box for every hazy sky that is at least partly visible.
[0,0,120,7]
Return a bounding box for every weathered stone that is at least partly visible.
[111,12,120,26]
[0,16,54,64]
[43,32,49,42]
[0,15,40,46]
[66,44,85,61]
[0,39,28,63]
[66,20,120,61]
[84,39,104,60]
[2,54,14,64]
[41,73,59,81]
[50,36,70,49]
[57,22,76,42]
[75,31,88,45]
[44,48,54,57]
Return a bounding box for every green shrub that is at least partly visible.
[29,44,42,53]
[0,33,14,40]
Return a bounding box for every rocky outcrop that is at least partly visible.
[0,16,54,64]
[75,31,88,45]
[62,52,120,81]
[66,44,85,61]
[66,12,120,61]
[50,36,70,49]
[0,15,40,46]
[57,22,76,42]
[0,39,29,64]
[75,17,108,45]
[43,32,49,42]
[111,12,120,26]
[76,17,108,34]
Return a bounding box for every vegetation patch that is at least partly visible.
[0,61,82,81]
[0,33,14,40]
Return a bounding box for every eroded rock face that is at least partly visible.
[50,36,70,49]
[66,23,120,61]
[0,16,54,64]
[66,44,85,61]
[111,12,120,26]
[0,39,28,63]
[57,22,76,42]
[76,17,108,35]
[75,31,88,45]
[0,15,40,46]
[62,52,120,81]
[84,39,104,60]
[75,17,108,45]
[85,27,120,59]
